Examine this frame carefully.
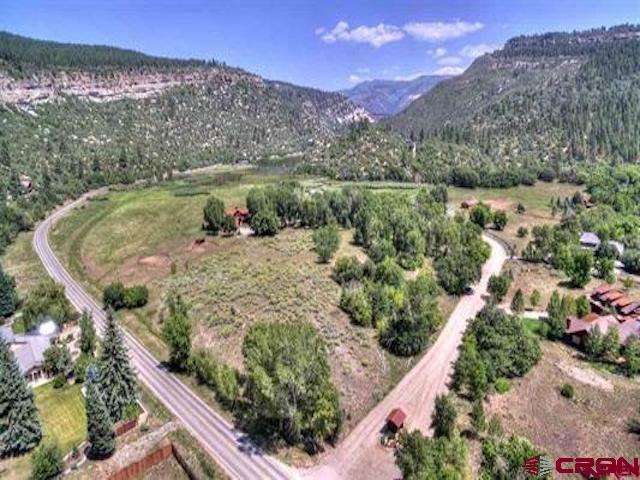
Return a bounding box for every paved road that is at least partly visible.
[304,235,508,480]
[33,192,297,480]
[34,191,507,480]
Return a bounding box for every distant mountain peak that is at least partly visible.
[340,74,451,119]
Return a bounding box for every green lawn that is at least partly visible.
[34,383,87,454]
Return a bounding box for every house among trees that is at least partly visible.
[566,283,640,347]
[579,232,625,258]
[0,321,58,385]
[226,206,250,228]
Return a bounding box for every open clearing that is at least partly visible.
[485,341,640,459]
[35,383,87,454]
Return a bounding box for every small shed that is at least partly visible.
[226,207,250,228]
[579,232,601,249]
[386,408,407,433]
[461,198,478,209]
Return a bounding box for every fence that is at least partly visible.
[115,418,138,437]
[107,444,174,480]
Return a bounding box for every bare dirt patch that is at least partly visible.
[486,341,640,459]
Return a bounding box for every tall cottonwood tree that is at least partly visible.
[97,309,137,421]
[0,338,42,455]
[162,292,192,371]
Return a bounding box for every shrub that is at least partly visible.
[73,353,92,383]
[52,374,66,389]
[103,282,126,310]
[493,211,508,231]
[103,283,148,310]
[333,256,363,285]
[30,442,63,480]
[123,285,148,309]
[202,195,226,235]
[517,226,528,238]
[560,383,574,399]
[312,224,340,263]
[495,378,510,394]
[250,209,279,236]
[340,288,372,327]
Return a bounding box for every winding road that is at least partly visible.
[33,192,297,480]
[33,191,507,480]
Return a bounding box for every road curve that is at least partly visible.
[33,192,298,480]
[304,235,508,480]
[34,191,507,480]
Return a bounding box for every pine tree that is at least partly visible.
[0,264,17,319]
[0,337,42,455]
[97,309,137,421]
[85,372,115,459]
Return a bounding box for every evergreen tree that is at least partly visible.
[97,309,137,421]
[0,264,17,319]
[79,310,96,356]
[0,338,42,455]
[85,372,115,459]
[162,292,192,371]
[30,442,62,480]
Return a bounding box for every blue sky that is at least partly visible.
[1,0,637,90]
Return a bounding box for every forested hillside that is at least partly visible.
[388,25,640,164]
[0,32,368,254]
[0,31,211,75]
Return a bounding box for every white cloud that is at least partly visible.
[433,66,465,75]
[460,43,500,58]
[437,56,462,66]
[348,74,371,84]
[314,27,326,35]
[319,21,404,47]
[428,47,447,58]
[403,21,484,41]
[394,72,427,81]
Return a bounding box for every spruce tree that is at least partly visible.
[0,264,17,319]
[97,309,137,421]
[85,372,115,459]
[0,337,42,455]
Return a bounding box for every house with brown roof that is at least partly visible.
[565,314,619,346]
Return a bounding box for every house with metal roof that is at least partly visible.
[0,323,57,385]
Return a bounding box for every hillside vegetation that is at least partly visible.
[303,25,640,185]
[0,32,367,254]
[389,25,640,164]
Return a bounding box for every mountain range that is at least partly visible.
[340,75,450,119]
[306,24,640,184]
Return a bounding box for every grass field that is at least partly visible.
[484,341,640,460]
[35,383,87,454]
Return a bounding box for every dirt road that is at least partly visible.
[304,235,507,480]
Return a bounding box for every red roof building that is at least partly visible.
[386,408,407,433]
[226,207,250,228]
